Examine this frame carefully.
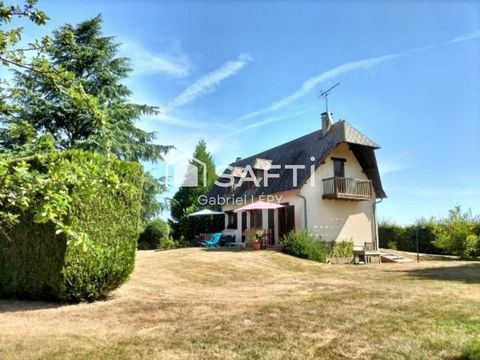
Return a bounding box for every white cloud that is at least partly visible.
[121,41,190,77]
[166,53,252,110]
[148,113,227,130]
[236,30,479,125]
[232,108,314,134]
[235,52,410,123]
[379,159,416,176]
[446,29,480,44]
[235,44,442,125]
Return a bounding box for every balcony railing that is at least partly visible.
[322,177,373,200]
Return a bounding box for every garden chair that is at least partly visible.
[204,233,222,248]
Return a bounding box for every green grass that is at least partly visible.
[0,248,479,359]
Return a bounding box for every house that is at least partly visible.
[206,112,386,248]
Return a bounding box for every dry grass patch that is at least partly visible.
[1,248,479,359]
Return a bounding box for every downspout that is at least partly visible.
[373,198,383,250]
[297,194,308,230]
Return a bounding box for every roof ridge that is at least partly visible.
[230,128,325,165]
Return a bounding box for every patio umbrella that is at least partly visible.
[187,209,224,216]
[234,201,286,247]
[233,201,286,213]
[187,208,224,233]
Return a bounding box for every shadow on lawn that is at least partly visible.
[0,299,66,314]
[400,262,480,284]
[201,247,245,252]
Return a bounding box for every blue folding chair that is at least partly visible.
[204,233,222,248]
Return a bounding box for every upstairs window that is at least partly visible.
[332,157,346,178]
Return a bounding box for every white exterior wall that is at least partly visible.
[301,142,375,246]
[220,142,377,247]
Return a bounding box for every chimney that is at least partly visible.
[321,112,333,136]
[235,157,241,162]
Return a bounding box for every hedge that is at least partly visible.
[379,218,480,256]
[0,150,144,302]
[379,223,441,254]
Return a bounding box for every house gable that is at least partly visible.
[207,119,386,202]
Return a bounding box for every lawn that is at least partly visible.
[0,248,479,359]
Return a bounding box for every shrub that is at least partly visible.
[386,240,397,250]
[138,219,170,250]
[0,150,143,302]
[160,237,178,250]
[330,240,354,258]
[281,230,330,263]
[433,206,480,259]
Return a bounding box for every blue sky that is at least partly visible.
[19,0,480,224]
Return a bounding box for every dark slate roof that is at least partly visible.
[207,120,386,201]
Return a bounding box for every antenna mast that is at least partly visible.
[319,82,340,113]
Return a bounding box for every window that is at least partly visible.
[226,211,237,229]
[332,157,346,177]
[249,210,263,227]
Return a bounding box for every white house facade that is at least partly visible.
[206,112,386,249]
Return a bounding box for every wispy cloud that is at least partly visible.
[379,158,417,176]
[121,41,190,77]
[446,29,480,44]
[236,30,479,125]
[149,113,227,130]
[166,53,252,110]
[235,54,401,122]
[235,48,430,123]
[232,108,314,134]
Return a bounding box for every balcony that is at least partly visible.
[322,177,373,201]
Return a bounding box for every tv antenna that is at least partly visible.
[319,82,340,113]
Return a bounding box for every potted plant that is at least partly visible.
[244,228,264,250]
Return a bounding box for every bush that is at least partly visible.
[331,240,354,258]
[0,150,143,302]
[281,230,330,263]
[160,237,178,250]
[138,219,170,250]
[433,207,480,259]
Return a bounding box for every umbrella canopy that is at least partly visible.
[188,209,225,217]
[234,201,286,213]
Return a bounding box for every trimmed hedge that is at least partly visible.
[0,150,144,302]
[379,223,440,254]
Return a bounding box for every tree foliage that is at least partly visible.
[433,206,479,259]
[0,0,48,115]
[379,207,480,258]
[170,139,221,241]
[0,14,171,220]
[2,15,171,162]
[138,219,171,250]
